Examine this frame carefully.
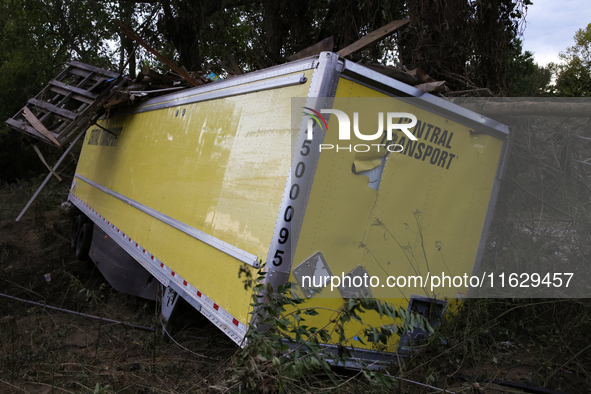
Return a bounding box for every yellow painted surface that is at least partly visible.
[73,70,313,324]
[290,78,504,351]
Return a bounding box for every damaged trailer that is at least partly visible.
[8,52,512,366]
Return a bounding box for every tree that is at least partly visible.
[508,40,552,96]
[154,0,406,71]
[0,0,117,182]
[0,0,546,182]
[552,23,591,97]
[398,0,532,95]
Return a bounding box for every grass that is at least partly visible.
[400,298,591,392]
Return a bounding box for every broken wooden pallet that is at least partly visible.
[6,61,123,147]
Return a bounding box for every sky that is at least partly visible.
[522,0,591,66]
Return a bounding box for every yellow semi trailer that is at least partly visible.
[66,52,511,363]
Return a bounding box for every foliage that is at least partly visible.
[561,23,591,68]
[0,0,119,183]
[485,113,591,295]
[226,263,432,393]
[551,23,591,97]
[399,0,532,95]
[508,40,552,96]
[155,0,250,72]
[403,297,591,392]
[240,0,406,69]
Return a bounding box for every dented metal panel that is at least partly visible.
[286,69,511,355]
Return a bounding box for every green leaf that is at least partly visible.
[426,322,435,334]
[272,357,281,367]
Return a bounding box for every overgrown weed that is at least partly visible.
[402,298,591,392]
[220,263,433,393]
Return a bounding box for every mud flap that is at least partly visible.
[88,224,158,300]
[159,283,181,340]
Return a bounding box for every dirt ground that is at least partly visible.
[1,180,589,394]
[0,182,238,393]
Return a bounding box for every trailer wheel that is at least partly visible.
[71,216,83,248]
[75,223,93,260]
[71,215,91,249]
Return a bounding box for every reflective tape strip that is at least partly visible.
[69,193,169,287]
[68,192,249,346]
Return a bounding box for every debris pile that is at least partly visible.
[5,17,499,151]
[103,66,218,110]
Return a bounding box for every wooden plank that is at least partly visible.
[22,107,61,146]
[28,98,77,120]
[408,68,436,84]
[362,63,416,85]
[115,20,200,87]
[415,81,446,93]
[337,19,409,58]
[32,144,62,181]
[47,87,67,104]
[58,115,93,142]
[49,86,95,105]
[49,80,98,99]
[85,77,106,92]
[217,60,236,77]
[52,65,72,83]
[104,95,130,109]
[55,91,73,107]
[69,61,120,78]
[227,55,243,75]
[16,130,85,222]
[52,120,69,137]
[6,118,51,142]
[287,36,334,61]
[69,68,107,83]
[55,77,123,142]
[68,68,92,78]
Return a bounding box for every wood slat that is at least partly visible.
[22,107,60,146]
[7,60,122,148]
[85,77,106,92]
[6,118,52,143]
[337,19,410,58]
[69,68,104,81]
[49,86,95,105]
[116,20,199,86]
[55,113,86,139]
[52,120,70,136]
[287,36,334,61]
[362,63,416,85]
[28,98,77,120]
[49,80,98,99]
[32,144,62,181]
[52,65,73,83]
[70,60,120,78]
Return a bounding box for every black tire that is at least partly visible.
[71,215,91,249]
[71,215,84,249]
[75,223,94,260]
